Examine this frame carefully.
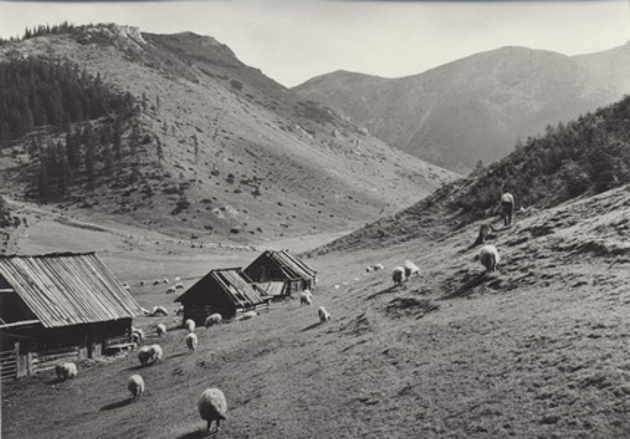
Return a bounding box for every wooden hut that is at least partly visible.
[244,250,317,298]
[0,252,142,381]
[174,267,268,325]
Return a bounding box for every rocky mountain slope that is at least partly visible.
[0,23,454,246]
[294,43,630,172]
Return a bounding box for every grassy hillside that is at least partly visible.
[0,23,454,246]
[315,93,630,253]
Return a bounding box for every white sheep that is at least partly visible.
[174,276,181,283]
[392,266,406,286]
[479,244,500,272]
[140,307,151,316]
[137,346,152,366]
[148,344,163,363]
[365,266,373,273]
[403,260,420,279]
[151,306,168,316]
[198,388,228,433]
[163,278,170,284]
[128,374,145,400]
[153,280,161,286]
[185,319,196,333]
[175,282,184,290]
[166,286,176,294]
[300,290,313,305]
[185,333,198,351]
[238,310,258,321]
[373,263,385,271]
[156,323,167,337]
[318,306,332,322]
[204,313,223,327]
[55,362,77,380]
[131,327,144,343]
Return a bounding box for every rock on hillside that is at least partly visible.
[0,23,455,243]
[294,44,630,172]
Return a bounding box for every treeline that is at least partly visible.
[0,22,77,46]
[30,118,152,201]
[0,57,136,142]
[446,95,630,224]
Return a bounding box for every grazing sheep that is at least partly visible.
[140,307,151,316]
[479,244,500,272]
[156,323,167,337]
[151,306,168,316]
[365,266,373,273]
[166,286,176,294]
[373,263,385,271]
[138,346,152,366]
[392,266,406,286]
[403,260,420,279]
[140,280,146,287]
[128,374,145,400]
[198,388,228,433]
[153,280,161,286]
[318,306,332,322]
[175,306,184,316]
[131,327,144,343]
[300,290,313,305]
[122,281,130,289]
[204,313,223,327]
[55,362,77,380]
[174,276,181,283]
[163,278,170,284]
[185,333,198,351]
[148,344,163,363]
[175,282,184,290]
[185,319,196,333]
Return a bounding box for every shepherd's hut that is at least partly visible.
[174,268,268,325]
[0,252,142,381]
[244,250,317,298]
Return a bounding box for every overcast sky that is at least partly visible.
[0,1,628,87]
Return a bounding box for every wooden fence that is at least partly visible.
[0,346,18,382]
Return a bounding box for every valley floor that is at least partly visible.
[3,186,630,438]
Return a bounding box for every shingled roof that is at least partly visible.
[0,253,142,328]
[249,250,317,281]
[174,268,265,307]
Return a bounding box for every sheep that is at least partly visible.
[318,306,332,322]
[174,276,181,283]
[365,266,373,273]
[479,244,500,272]
[373,263,385,271]
[55,362,77,380]
[392,266,406,286]
[185,333,198,351]
[403,260,420,279]
[148,344,163,363]
[153,280,161,286]
[131,327,144,343]
[156,323,167,337]
[175,306,184,316]
[300,290,313,305]
[185,319,196,333]
[198,388,228,433]
[140,280,146,287]
[204,313,223,327]
[166,286,176,294]
[151,306,168,316]
[175,282,184,290]
[122,281,130,289]
[163,278,169,284]
[128,374,145,400]
[138,346,152,366]
[140,307,151,316]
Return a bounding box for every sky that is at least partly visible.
[0,0,629,87]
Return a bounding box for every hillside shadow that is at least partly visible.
[168,352,188,360]
[439,272,490,300]
[176,429,208,439]
[126,364,146,371]
[302,322,322,332]
[365,285,397,301]
[100,398,133,411]
[44,377,65,385]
